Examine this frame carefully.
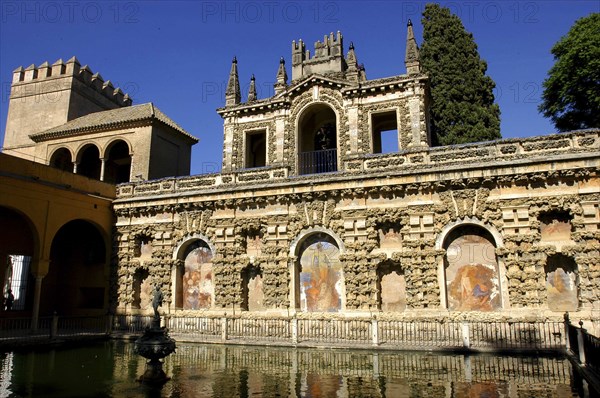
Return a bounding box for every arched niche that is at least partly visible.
[173,236,214,310]
[439,221,504,312]
[76,144,101,180]
[104,139,131,184]
[377,260,406,312]
[241,265,264,311]
[44,219,107,314]
[297,103,338,175]
[49,147,73,172]
[545,254,578,312]
[132,268,149,310]
[290,228,344,312]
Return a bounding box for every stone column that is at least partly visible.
[30,258,49,331]
[31,275,44,330]
[73,161,78,174]
[100,158,107,181]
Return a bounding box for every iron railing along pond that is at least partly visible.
[298,149,337,175]
[0,315,108,340]
[110,314,568,352]
[2,313,596,362]
[565,313,600,376]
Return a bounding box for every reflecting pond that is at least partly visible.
[0,341,595,397]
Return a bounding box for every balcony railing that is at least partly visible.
[298,149,337,175]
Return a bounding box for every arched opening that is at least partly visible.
[132,268,150,309]
[77,144,101,180]
[241,265,264,311]
[175,239,213,310]
[377,260,406,312]
[133,235,153,261]
[295,232,343,312]
[545,254,578,312]
[443,225,501,311]
[0,207,35,312]
[297,104,337,175]
[105,140,131,183]
[43,220,107,315]
[49,148,73,172]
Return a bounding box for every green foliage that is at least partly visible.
[420,3,501,146]
[539,13,600,131]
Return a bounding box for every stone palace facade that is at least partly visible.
[2,24,599,333]
[112,26,599,328]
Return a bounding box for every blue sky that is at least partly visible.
[1,1,598,175]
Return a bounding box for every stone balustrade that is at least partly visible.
[116,129,599,199]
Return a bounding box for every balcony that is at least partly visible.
[298,149,337,175]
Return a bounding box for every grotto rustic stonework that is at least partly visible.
[112,27,600,335]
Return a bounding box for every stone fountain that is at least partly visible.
[133,285,176,384]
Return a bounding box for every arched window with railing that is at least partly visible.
[297,103,337,175]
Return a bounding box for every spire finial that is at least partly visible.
[247,74,257,102]
[226,56,241,106]
[405,20,421,75]
[274,56,288,95]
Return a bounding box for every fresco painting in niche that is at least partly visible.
[247,269,264,311]
[380,270,406,312]
[134,238,153,260]
[540,217,572,241]
[445,233,500,311]
[299,239,343,312]
[546,268,578,311]
[139,276,152,309]
[246,235,263,258]
[546,255,578,312]
[379,228,402,250]
[183,242,213,310]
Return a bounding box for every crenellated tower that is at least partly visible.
[291,31,347,81]
[3,57,132,160]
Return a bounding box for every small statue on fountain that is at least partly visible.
[134,283,176,385]
[152,285,163,319]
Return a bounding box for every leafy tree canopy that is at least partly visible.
[539,13,600,131]
[420,3,501,146]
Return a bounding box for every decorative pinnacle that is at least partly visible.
[405,19,421,74]
[274,56,288,94]
[226,56,241,105]
[347,41,358,69]
[276,57,287,84]
[247,74,257,102]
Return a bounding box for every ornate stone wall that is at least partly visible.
[112,130,600,328]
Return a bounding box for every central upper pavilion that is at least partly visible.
[217,23,430,175]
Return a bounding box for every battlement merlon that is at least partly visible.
[11,57,132,107]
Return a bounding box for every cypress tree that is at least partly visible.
[420,3,501,146]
